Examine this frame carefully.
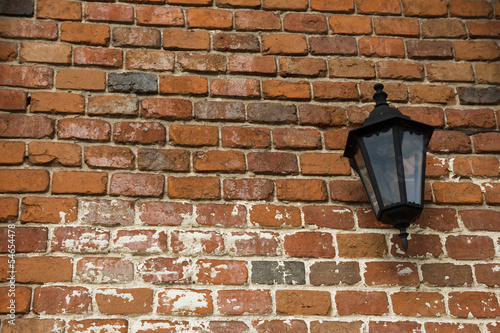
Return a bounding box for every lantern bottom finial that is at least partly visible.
[399,228,409,252]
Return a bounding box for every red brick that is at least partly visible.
[485,182,500,205]
[284,232,335,258]
[415,207,458,231]
[96,288,154,314]
[168,0,210,4]
[177,52,226,73]
[195,100,244,122]
[58,118,110,141]
[30,91,85,114]
[359,37,405,58]
[283,13,328,34]
[0,227,47,252]
[254,320,308,333]
[137,148,189,172]
[468,20,500,38]
[0,141,24,165]
[169,124,218,147]
[446,108,496,129]
[476,264,500,287]
[473,132,500,153]
[298,105,347,127]
[373,17,419,37]
[85,3,134,23]
[187,9,232,30]
[449,292,500,318]
[193,150,245,173]
[126,50,174,71]
[454,41,500,61]
[210,78,261,98]
[20,42,71,65]
[171,230,224,255]
[250,204,301,227]
[303,205,354,229]
[461,209,500,232]
[160,75,208,95]
[229,54,277,75]
[356,0,400,14]
[138,201,192,226]
[311,0,354,12]
[452,156,499,177]
[263,80,311,100]
[421,263,473,286]
[446,235,495,260]
[391,292,445,317]
[0,319,65,333]
[0,197,18,222]
[79,199,133,226]
[311,321,362,333]
[329,180,369,203]
[0,169,49,193]
[302,153,350,176]
[61,22,109,46]
[449,0,493,18]
[226,231,279,256]
[276,179,328,202]
[196,259,248,285]
[329,58,375,79]
[313,81,359,101]
[110,173,164,197]
[248,152,298,175]
[262,0,307,10]
[309,36,357,55]
[262,34,308,55]
[336,291,389,315]
[329,15,372,34]
[67,319,128,333]
[279,57,327,77]
[401,0,447,17]
[213,32,260,52]
[378,60,424,81]
[276,290,331,315]
[235,10,281,31]
[476,63,500,84]
[427,63,474,82]
[16,256,73,283]
[218,290,271,315]
[56,68,106,91]
[0,64,53,89]
[337,233,387,258]
[196,203,246,227]
[88,96,138,117]
[216,0,260,7]
[428,130,471,153]
[425,155,449,178]
[138,257,192,283]
[21,197,77,224]
[370,322,421,333]
[221,126,271,149]
[158,289,213,315]
[37,0,82,20]
[74,46,122,67]
[113,229,168,253]
[52,171,108,195]
[34,286,91,314]
[131,320,192,333]
[141,98,191,120]
[365,262,419,286]
[0,19,58,40]
[136,6,184,26]
[112,26,161,48]
[421,19,467,39]
[168,176,220,200]
[425,322,481,333]
[433,182,482,204]
[0,89,27,111]
[273,128,321,149]
[113,122,166,145]
[0,286,31,313]
[409,84,455,104]
[163,29,210,50]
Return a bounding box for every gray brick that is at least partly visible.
[458,87,500,105]
[194,100,245,121]
[248,102,297,124]
[108,72,157,94]
[251,261,305,285]
[310,262,360,286]
[0,0,34,16]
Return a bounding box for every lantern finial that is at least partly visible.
[373,83,388,107]
[399,228,409,252]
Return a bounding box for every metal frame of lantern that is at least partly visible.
[344,84,435,251]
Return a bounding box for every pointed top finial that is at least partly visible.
[399,228,409,252]
[373,83,388,107]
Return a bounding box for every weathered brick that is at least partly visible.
[31,91,85,114]
[458,87,500,105]
[77,257,133,283]
[329,15,372,35]
[196,259,248,285]
[273,128,321,149]
[263,80,311,100]
[95,288,154,314]
[196,203,246,227]
[110,173,164,197]
[138,148,189,172]
[262,34,308,55]
[0,141,25,165]
[277,290,331,315]
[20,42,71,65]
[313,81,359,101]
[427,63,474,83]
[0,227,47,252]
[446,235,495,260]
[468,20,500,38]
[0,19,57,40]
[80,199,134,225]
[61,22,109,46]
[34,286,91,314]
[218,289,271,314]
[16,256,73,283]
[252,261,305,285]
[284,232,335,258]
[169,124,218,147]
[221,126,271,149]
[158,289,213,315]
[330,180,369,202]
[136,6,184,26]
[141,98,191,120]
[235,10,281,31]
[476,264,500,287]
[168,176,220,200]
[280,57,327,77]
[337,233,387,258]
[85,3,133,23]
[365,262,419,286]
[428,130,471,153]
[329,58,375,79]
[310,0,354,12]
[433,182,482,204]
[171,230,224,255]
[309,36,357,55]
[298,105,347,128]
[303,205,354,229]
[74,47,122,68]
[401,0,447,17]
[113,121,166,145]
[475,63,500,84]
[67,320,128,333]
[178,53,226,73]
[113,229,168,253]
[395,292,446,316]
[250,204,301,227]
[216,0,261,7]
[311,321,363,333]
[449,0,493,18]
[126,50,174,71]
[0,169,49,193]
[137,258,191,284]
[377,60,424,81]
[160,75,208,95]
[56,68,106,91]
[211,78,260,98]
[409,84,455,104]
[449,292,500,318]
[112,26,161,48]
[276,179,328,202]
[229,54,277,75]
[425,322,480,333]
[283,13,328,34]
[37,0,82,20]
[484,182,500,205]
[336,291,388,315]
[357,0,400,14]
[373,17,419,36]
[262,0,307,10]
[370,322,421,333]
[223,178,274,201]
[226,231,280,256]
[138,201,192,226]
[248,102,297,124]
[108,72,158,94]
[248,152,298,175]
[21,197,77,224]
[0,0,34,16]
[186,8,233,30]
[88,95,137,117]
[214,33,260,52]
[452,156,499,177]
[51,173,104,198]
[421,263,473,286]
[461,209,500,232]
[421,18,467,39]
[58,118,110,141]
[0,319,65,333]
[310,261,360,286]
[0,64,53,89]
[0,197,19,222]
[85,145,135,169]
[254,320,308,333]
[473,132,500,153]
[194,150,245,173]
[0,89,27,111]
[454,41,500,61]
[163,29,210,50]
[359,37,405,58]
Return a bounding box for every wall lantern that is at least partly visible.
[343,84,434,251]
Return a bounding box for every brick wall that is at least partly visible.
[0,0,499,331]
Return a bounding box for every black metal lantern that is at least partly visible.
[344,84,434,251]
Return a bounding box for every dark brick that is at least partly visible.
[310,261,361,286]
[194,100,245,121]
[458,87,500,105]
[251,261,305,285]
[138,148,190,172]
[108,72,157,94]
[248,102,297,124]
[0,0,34,16]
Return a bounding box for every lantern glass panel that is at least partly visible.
[362,127,401,207]
[354,146,380,214]
[401,129,425,205]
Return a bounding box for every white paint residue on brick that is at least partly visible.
[397,266,414,276]
[225,232,253,254]
[97,289,134,302]
[59,211,67,223]
[492,265,500,272]
[231,205,240,216]
[175,231,214,254]
[210,264,228,278]
[166,289,208,312]
[114,234,148,248]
